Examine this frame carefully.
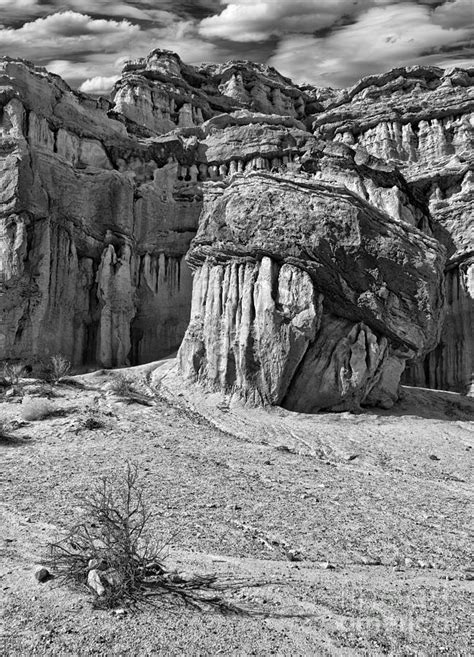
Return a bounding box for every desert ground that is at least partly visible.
[1,359,472,656]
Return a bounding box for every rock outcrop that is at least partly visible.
[178,170,445,411]
[1,50,472,400]
[309,65,474,394]
[0,52,317,369]
[113,50,311,135]
[0,57,200,368]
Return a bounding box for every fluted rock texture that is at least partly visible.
[1,49,472,398]
[0,57,198,367]
[178,172,445,411]
[0,51,322,368]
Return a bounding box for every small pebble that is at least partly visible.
[35,567,52,583]
[114,609,127,617]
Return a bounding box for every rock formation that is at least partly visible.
[0,51,316,369]
[0,55,209,368]
[310,65,474,394]
[178,169,445,411]
[0,49,472,401]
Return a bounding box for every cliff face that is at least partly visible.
[113,50,311,134]
[0,52,317,369]
[0,58,198,367]
[0,50,472,397]
[310,65,474,393]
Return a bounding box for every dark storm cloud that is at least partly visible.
[0,0,471,93]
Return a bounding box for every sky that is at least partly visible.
[0,0,472,94]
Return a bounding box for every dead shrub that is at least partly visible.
[21,396,54,421]
[109,374,135,397]
[0,420,13,441]
[2,361,26,386]
[79,407,106,431]
[2,362,29,397]
[50,354,71,384]
[0,420,30,444]
[44,463,247,613]
[108,375,154,406]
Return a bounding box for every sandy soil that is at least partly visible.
[1,359,472,655]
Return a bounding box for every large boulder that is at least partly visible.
[178,171,446,411]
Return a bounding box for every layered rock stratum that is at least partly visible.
[0,49,472,405]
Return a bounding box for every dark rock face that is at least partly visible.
[178,172,445,411]
[0,50,472,399]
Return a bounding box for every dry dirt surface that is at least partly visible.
[1,359,473,656]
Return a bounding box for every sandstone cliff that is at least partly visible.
[0,50,472,400]
[0,57,198,368]
[310,65,474,394]
[0,52,319,369]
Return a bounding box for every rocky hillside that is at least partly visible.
[0,49,472,404]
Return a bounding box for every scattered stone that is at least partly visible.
[87,569,105,596]
[361,555,382,566]
[285,549,302,562]
[275,445,295,453]
[113,609,127,617]
[35,567,52,583]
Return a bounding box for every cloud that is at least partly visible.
[0,0,42,23]
[0,10,217,91]
[79,74,119,95]
[54,1,159,21]
[433,0,474,29]
[46,57,118,84]
[0,12,140,60]
[199,0,360,41]
[0,1,471,93]
[197,0,454,42]
[269,3,472,87]
[0,1,223,25]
